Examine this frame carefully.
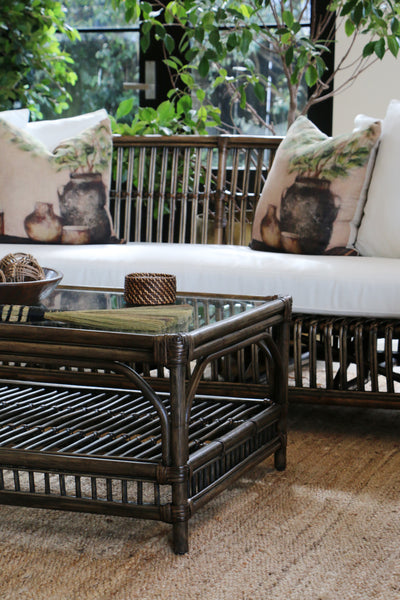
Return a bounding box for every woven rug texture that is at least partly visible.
[0,404,400,600]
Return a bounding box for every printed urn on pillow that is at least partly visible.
[250,116,381,255]
[0,111,115,245]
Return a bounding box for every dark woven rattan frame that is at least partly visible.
[108,134,399,410]
[288,314,400,409]
[0,293,291,554]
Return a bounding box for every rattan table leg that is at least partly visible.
[169,359,190,554]
[274,444,286,471]
[173,521,189,555]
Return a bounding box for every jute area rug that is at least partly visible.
[1,403,400,600]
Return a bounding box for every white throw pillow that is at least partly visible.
[26,109,108,151]
[0,109,30,128]
[355,99,400,257]
[353,113,380,131]
[352,112,382,229]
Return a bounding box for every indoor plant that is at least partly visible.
[111,0,400,134]
[0,0,79,118]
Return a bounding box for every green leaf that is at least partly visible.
[194,28,204,43]
[180,72,195,87]
[204,49,218,61]
[141,2,153,17]
[340,0,359,17]
[362,40,375,57]
[196,88,206,102]
[157,100,176,122]
[164,58,179,69]
[344,19,355,36]
[227,33,238,51]
[116,97,135,119]
[315,56,326,77]
[280,32,292,45]
[198,56,210,77]
[254,81,265,103]
[209,29,220,48]
[351,3,364,26]
[285,46,294,66]
[239,85,246,109]
[140,34,151,53]
[282,10,294,28]
[305,65,318,87]
[142,21,152,35]
[197,105,207,120]
[388,35,399,57]
[163,33,175,54]
[240,29,253,54]
[374,37,385,59]
[391,17,400,34]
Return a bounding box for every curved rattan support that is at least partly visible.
[184,330,282,423]
[256,334,286,390]
[112,360,171,464]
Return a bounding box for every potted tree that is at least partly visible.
[110,0,400,134]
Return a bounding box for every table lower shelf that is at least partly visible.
[0,379,285,551]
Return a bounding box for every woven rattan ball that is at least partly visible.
[0,252,45,282]
[124,273,176,306]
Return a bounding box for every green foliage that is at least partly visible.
[0,0,79,117]
[111,94,221,135]
[111,0,400,132]
[7,0,396,133]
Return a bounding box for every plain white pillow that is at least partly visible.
[26,109,109,151]
[355,99,400,257]
[351,113,382,240]
[0,109,30,128]
[353,113,380,131]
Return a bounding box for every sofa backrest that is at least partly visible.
[110,134,283,244]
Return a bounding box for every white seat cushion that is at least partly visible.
[1,242,400,318]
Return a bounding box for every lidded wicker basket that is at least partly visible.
[124,273,176,306]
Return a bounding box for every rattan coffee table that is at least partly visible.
[0,287,291,554]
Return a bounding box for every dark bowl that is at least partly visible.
[0,268,63,306]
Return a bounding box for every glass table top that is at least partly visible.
[33,286,271,334]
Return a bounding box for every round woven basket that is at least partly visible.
[124,273,176,306]
[0,252,45,282]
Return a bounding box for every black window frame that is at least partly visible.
[66,0,334,135]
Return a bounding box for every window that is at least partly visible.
[42,0,140,119]
[54,0,332,134]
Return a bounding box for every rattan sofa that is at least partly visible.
[5,133,400,410]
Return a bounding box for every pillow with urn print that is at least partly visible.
[250,116,381,255]
[0,108,30,128]
[0,110,117,244]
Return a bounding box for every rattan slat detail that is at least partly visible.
[110,135,281,244]
[289,314,400,408]
[0,382,269,460]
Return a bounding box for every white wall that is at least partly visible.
[332,27,400,135]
